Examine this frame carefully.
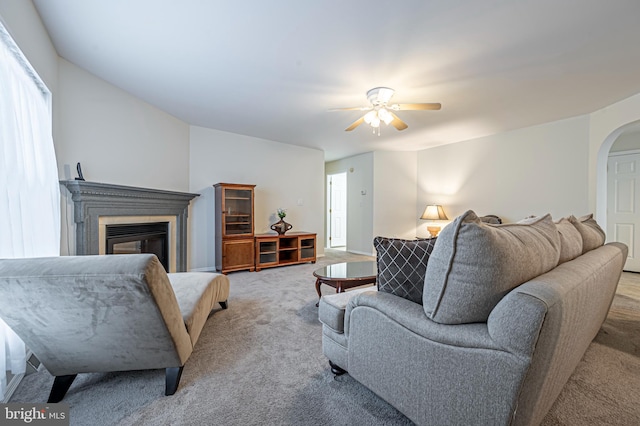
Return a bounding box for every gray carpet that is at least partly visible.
[9,250,640,425]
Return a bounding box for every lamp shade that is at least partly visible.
[420,205,448,221]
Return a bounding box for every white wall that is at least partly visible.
[56,59,190,191]
[326,153,374,255]
[417,115,591,224]
[188,126,325,270]
[373,151,418,239]
[56,60,190,256]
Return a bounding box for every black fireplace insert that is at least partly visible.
[106,222,169,271]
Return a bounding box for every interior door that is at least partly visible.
[327,173,347,248]
[607,152,640,272]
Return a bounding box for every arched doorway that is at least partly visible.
[597,120,640,272]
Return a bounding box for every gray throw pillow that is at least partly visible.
[569,214,606,253]
[423,210,561,324]
[374,236,437,305]
[555,217,583,264]
[479,215,502,224]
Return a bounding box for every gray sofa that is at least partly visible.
[319,211,627,426]
[0,253,230,402]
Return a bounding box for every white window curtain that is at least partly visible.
[0,20,60,400]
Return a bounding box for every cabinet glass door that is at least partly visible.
[300,236,316,260]
[223,188,253,236]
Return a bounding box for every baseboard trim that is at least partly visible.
[189,266,218,272]
[190,255,326,271]
[347,250,375,256]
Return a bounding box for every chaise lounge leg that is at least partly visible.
[48,374,77,403]
[165,366,184,396]
[219,300,228,309]
[329,361,346,376]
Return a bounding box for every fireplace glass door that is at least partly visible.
[106,222,169,271]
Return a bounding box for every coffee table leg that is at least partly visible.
[315,278,322,307]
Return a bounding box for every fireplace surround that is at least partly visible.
[61,180,198,272]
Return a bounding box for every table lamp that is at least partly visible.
[420,205,448,238]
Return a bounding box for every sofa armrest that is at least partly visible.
[346,291,535,426]
[318,287,377,334]
[347,287,548,357]
[488,290,548,356]
[345,291,499,350]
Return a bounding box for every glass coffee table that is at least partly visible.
[313,261,377,306]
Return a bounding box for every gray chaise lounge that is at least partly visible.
[0,253,230,402]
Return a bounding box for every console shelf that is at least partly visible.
[255,232,316,271]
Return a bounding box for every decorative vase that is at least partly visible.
[271,219,292,235]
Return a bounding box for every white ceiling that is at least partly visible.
[33,0,640,161]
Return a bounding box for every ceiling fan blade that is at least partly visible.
[393,103,442,111]
[345,116,365,131]
[329,106,372,111]
[389,112,408,131]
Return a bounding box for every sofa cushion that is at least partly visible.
[569,214,606,253]
[555,218,583,264]
[423,210,561,324]
[374,236,437,304]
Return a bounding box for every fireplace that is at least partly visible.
[106,222,169,271]
[98,215,177,271]
[60,180,198,272]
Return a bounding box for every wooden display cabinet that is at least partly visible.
[214,183,256,273]
[255,232,316,271]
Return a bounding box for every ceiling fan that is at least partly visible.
[331,87,441,135]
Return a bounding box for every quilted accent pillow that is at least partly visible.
[374,236,437,304]
[423,210,561,324]
[555,217,583,264]
[569,214,606,253]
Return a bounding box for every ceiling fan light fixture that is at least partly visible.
[363,110,377,125]
[367,87,395,105]
[378,107,393,125]
[336,87,440,133]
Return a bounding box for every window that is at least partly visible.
[0,19,60,401]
